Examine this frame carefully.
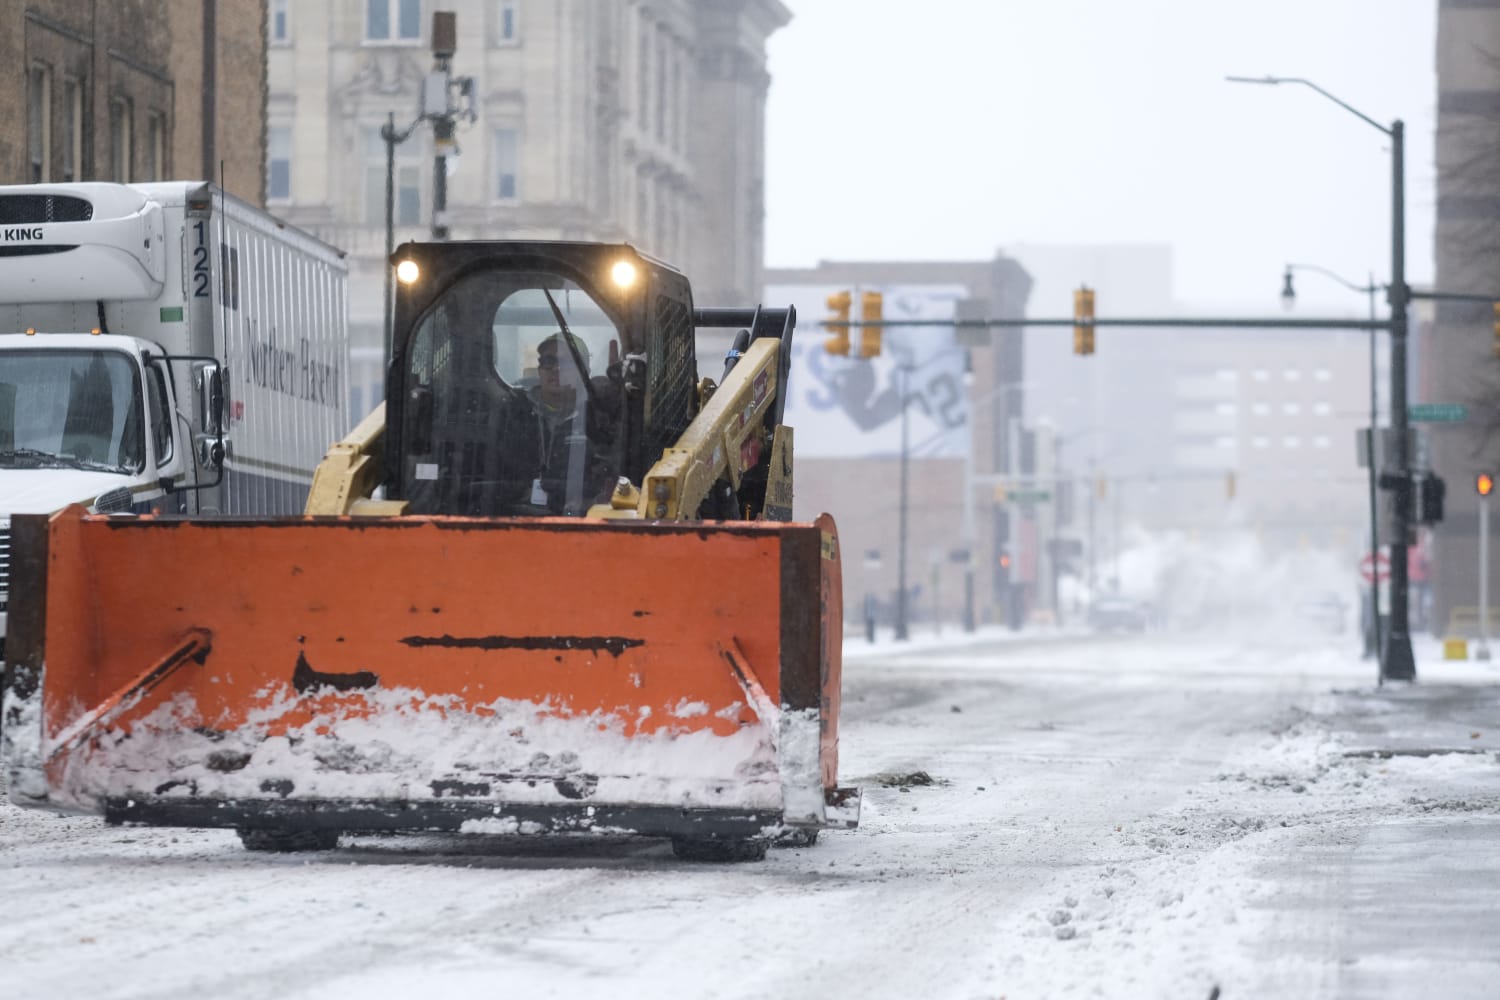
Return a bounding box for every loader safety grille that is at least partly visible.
[0,193,93,224]
[645,294,696,463]
[0,524,9,613]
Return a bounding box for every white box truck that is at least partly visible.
[0,181,350,649]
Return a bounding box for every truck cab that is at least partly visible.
[0,180,345,655]
[0,331,208,640]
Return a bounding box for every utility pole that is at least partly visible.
[422,12,476,242]
[381,12,477,379]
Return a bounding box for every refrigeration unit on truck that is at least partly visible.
[0,181,350,650]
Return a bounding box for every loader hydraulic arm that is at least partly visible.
[304,403,407,516]
[615,335,785,521]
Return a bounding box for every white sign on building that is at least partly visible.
[771,283,972,459]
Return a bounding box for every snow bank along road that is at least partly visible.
[3,631,1498,1000]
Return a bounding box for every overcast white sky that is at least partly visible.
[764,0,1438,313]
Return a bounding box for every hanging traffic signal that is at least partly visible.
[1478,472,1495,497]
[1416,473,1446,525]
[823,291,852,356]
[1073,285,1095,355]
[859,290,883,358]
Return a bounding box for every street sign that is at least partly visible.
[1001,489,1051,504]
[1359,551,1390,584]
[1408,402,1468,423]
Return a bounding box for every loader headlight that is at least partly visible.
[396,260,420,284]
[610,260,638,290]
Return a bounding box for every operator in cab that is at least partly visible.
[527,332,621,514]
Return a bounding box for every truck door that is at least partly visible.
[144,357,191,513]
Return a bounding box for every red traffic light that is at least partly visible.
[1478,473,1495,497]
[999,553,1012,569]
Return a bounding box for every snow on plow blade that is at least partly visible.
[3,506,858,842]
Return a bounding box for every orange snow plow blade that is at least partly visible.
[4,506,855,842]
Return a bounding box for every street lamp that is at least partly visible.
[896,364,912,640]
[1228,74,1417,682]
[1281,263,1384,671]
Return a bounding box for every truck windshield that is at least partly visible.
[402,269,625,516]
[0,349,145,474]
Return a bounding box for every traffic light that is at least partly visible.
[1073,285,1096,355]
[1493,303,1500,359]
[823,291,852,355]
[1478,472,1495,497]
[858,290,883,358]
[1416,473,1446,525]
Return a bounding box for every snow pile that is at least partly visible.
[19,684,790,814]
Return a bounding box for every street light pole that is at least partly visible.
[382,112,419,379]
[895,365,911,641]
[1229,74,1416,681]
[1282,263,1384,674]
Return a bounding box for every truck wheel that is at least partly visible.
[670,836,769,862]
[237,828,341,852]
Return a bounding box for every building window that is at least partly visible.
[110,97,133,182]
[1313,435,1331,449]
[1252,435,1270,449]
[1251,402,1270,416]
[1283,435,1300,449]
[493,128,518,201]
[144,112,167,181]
[365,128,421,226]
[1282,402,1301,416]
[1251,369,1269,381]
[62,77,82,181]
[654,26,668,144]
[29,64,52,183]
[1312,401,1332,416]
[270,0,292,44]
[1283,368,1301,381]
[1214,369,1238,382]
[637,18,650,136]
[1314,367,1332,381]
[367,0,421,42]
[1213,402,1236,416]
[268,126,292,201]
[495,1,518,44]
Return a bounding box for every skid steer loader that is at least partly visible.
[2,241,858,862]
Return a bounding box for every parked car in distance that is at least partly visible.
[1088,595,1150,633]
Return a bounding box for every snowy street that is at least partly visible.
[4,628,1499,1000]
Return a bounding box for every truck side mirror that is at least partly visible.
[195,362,224,435]
[193,362,225,474]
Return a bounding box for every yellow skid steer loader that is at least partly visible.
[2,241,858,861]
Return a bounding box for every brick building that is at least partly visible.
[1,0,267,203]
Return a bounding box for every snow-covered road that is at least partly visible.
[4,629,1498,999]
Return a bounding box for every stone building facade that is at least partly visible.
[1,0,267,203]
[266,0,788,417]
[1428,0,1500,635]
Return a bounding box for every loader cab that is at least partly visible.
[387,241,698,517]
